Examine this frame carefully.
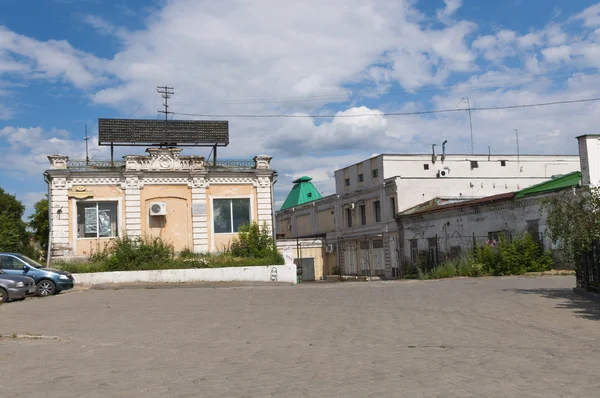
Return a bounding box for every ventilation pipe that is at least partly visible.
[441,140,447,162]
[431,144,437,164]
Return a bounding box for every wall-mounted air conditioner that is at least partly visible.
[149,202,167,216]
[437,167,450,178]
[350,202,355,209]
[326,244,335,253]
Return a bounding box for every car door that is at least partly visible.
[0,254,28,277]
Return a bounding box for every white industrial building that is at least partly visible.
[276,146,580,279]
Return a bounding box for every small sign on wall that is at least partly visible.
[283,247,294,265]
[192,203,206,215]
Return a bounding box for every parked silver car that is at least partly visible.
[0,270,36,303]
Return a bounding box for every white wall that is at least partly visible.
[382,154,579,180]
[399,197,548,259]
[73,265,297,285]
[393,176,567,213]
[578,135,600,186]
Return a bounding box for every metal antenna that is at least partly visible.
[157,86,174,147]
[458,96,474,154]
[84,124,90,166]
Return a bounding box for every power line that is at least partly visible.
[172,96,600,119]
[167,68,600,107]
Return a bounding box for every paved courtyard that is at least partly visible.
[1,276,599,397]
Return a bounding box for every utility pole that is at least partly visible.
[157,86,174,147]
[84,124,90,166]
[515,129,520,172]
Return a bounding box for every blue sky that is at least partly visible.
[2,0,600,216]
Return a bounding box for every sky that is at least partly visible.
[2,0,600,216]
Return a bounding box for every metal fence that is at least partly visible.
[398,232,545,275]
[578,242,600,294]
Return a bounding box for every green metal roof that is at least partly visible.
[280,176,323,211]
[516,171,581,198]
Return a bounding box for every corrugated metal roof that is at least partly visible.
[401,192,515,218]
[515,171,581,198]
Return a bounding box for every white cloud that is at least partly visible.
[0,126,109,175]
[574,3,600,27]
[0,26,106,88]
[436,0,462,24]
[83,15,129,39]
[542,45,572,63]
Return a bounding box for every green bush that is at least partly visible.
[228,222,284,263]
[54,232,284,273]
[475,233,553,276]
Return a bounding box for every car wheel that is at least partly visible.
[0,288,8,303]
[37,280,56,297]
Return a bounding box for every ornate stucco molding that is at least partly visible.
[48,155,69,169]
[253,155,272,170]
[124,148,206,171]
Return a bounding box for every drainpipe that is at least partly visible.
[44,172,52,267]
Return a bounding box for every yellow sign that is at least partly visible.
[68,186,94,199]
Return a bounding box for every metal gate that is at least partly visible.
[343,241,358,275]
[359,241,370,275]
[372,239,385,276]
[389,237,399,277]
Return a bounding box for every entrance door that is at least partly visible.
[295,258,315,281]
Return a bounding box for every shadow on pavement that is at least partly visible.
[504,288,600,321]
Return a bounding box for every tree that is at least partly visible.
[29,196,49,251]
[0,187,28,252]
[543,186,600,265]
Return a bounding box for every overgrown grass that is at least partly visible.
[419,255,483,280]
[54,230,284,274]
[415,233,552,280]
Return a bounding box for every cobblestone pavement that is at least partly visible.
[1,276,599,397]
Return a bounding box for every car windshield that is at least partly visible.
[15,254,46,268]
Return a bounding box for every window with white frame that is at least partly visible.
[77,201,118,238]
[213,199,251,233]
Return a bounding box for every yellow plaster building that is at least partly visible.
[45,149,275,261]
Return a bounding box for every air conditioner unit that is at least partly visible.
[350,202,355,209]
[326,244,335,253]
[437,167,450,178]
[149,202,167,216]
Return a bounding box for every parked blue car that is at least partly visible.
[0,253,75,296]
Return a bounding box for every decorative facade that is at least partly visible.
[45,148,276,261]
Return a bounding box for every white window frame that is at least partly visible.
[209,195,254,251]
[71,197,123,255]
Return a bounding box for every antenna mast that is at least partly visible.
[84,124,90,166]
[515,129,520,172]
[458,96,474,154]
[157,86,174,147]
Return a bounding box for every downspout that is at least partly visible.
[44,172,52,267]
